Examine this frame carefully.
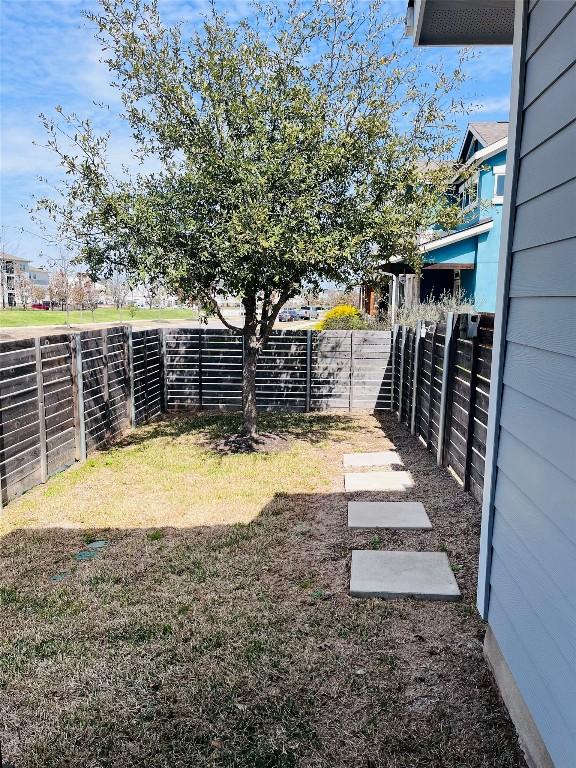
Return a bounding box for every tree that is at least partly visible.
[84,279,101,320]
[14,267,33,309]
[70,274,88,309]
[136,279,164,310]
[105,274,129,310]
[35,0,467,440]
[32,285,47,304]
[49,270,70,311]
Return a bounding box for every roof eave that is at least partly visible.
[407,0,514,46]
[420,218,494,253]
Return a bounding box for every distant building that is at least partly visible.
[360,122,508,320]
[0,253,50,308]
[418,121,508,311]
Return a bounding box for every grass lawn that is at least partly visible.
[0,306,198,327]
[0,411,526,768]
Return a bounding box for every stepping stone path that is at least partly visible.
[344,470,414,493]
[343,451,461,601]
[349,551,460,601]
[343,451,403,468]
[348,501,431,530]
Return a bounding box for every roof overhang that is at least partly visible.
[423,261,474,270]
[406,0,514,46]
[451,136,508,182]
[420,219,493,253]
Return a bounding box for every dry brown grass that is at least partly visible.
[0,411,526,767]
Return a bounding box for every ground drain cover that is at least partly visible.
[74,550,98,561]
[350,551,460,601]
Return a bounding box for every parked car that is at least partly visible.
[31,303,50,310]
[278,308,300,322]
[298,306,319,319]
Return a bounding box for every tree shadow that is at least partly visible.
[115,409,366,450]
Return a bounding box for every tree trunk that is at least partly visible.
[242,336,259,437]
[240,295,260,438]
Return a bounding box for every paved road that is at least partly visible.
[0,315,318,341]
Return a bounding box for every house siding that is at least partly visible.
[486,2,576,766]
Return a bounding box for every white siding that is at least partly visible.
[487,3,576,766]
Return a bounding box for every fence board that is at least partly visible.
[395,313,494,503]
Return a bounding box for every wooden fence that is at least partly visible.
[0,327,132,507]
[1,319,492,508]
[0,327,392,506]
[163,328,392,413]
[391,313,494,503]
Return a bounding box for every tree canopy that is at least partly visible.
[35,0,468,437]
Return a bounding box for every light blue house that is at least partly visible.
[420,122,508,311]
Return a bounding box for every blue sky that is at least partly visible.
[0,0,512,267]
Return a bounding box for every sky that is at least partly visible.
[0,0,512,267]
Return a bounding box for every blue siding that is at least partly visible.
[422,149,507,311]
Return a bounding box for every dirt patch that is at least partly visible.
[0,411,526,768]
[211,431,291,454]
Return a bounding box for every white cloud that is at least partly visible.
[466,96,510,115]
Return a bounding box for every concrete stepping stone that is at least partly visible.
[348,501,431,530]
[350,551,460,601]
[343,451,402,468]
[344,470,414,493]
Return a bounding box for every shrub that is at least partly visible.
[395,289,474,328]
[316,304,365,330]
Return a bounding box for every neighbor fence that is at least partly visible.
[0,317,493,508]
[0,327,391,506]
[391,313,494,504]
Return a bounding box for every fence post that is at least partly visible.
[126,325,136,427]
[349,331,354,411]
[34,337,48,483]
[100,328,109,437]
[426,324,437,450]
[397,325,406,422]
[72,332,87,461]
[390,325,398,412]
[305,330,312,412]
[437,312,455,466]
[463,317,480,491]
[198,327,203,409]
[410,320,423,435]
[160,327,167,413]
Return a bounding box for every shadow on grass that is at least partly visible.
[116,409,365,450]
[0,415,527,768]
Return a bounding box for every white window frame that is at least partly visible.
[492,164,506,204]
[458,172,479,213]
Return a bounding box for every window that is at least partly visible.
[454,270,461,295]
[493,165,506,203]
[458,174,479,211]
